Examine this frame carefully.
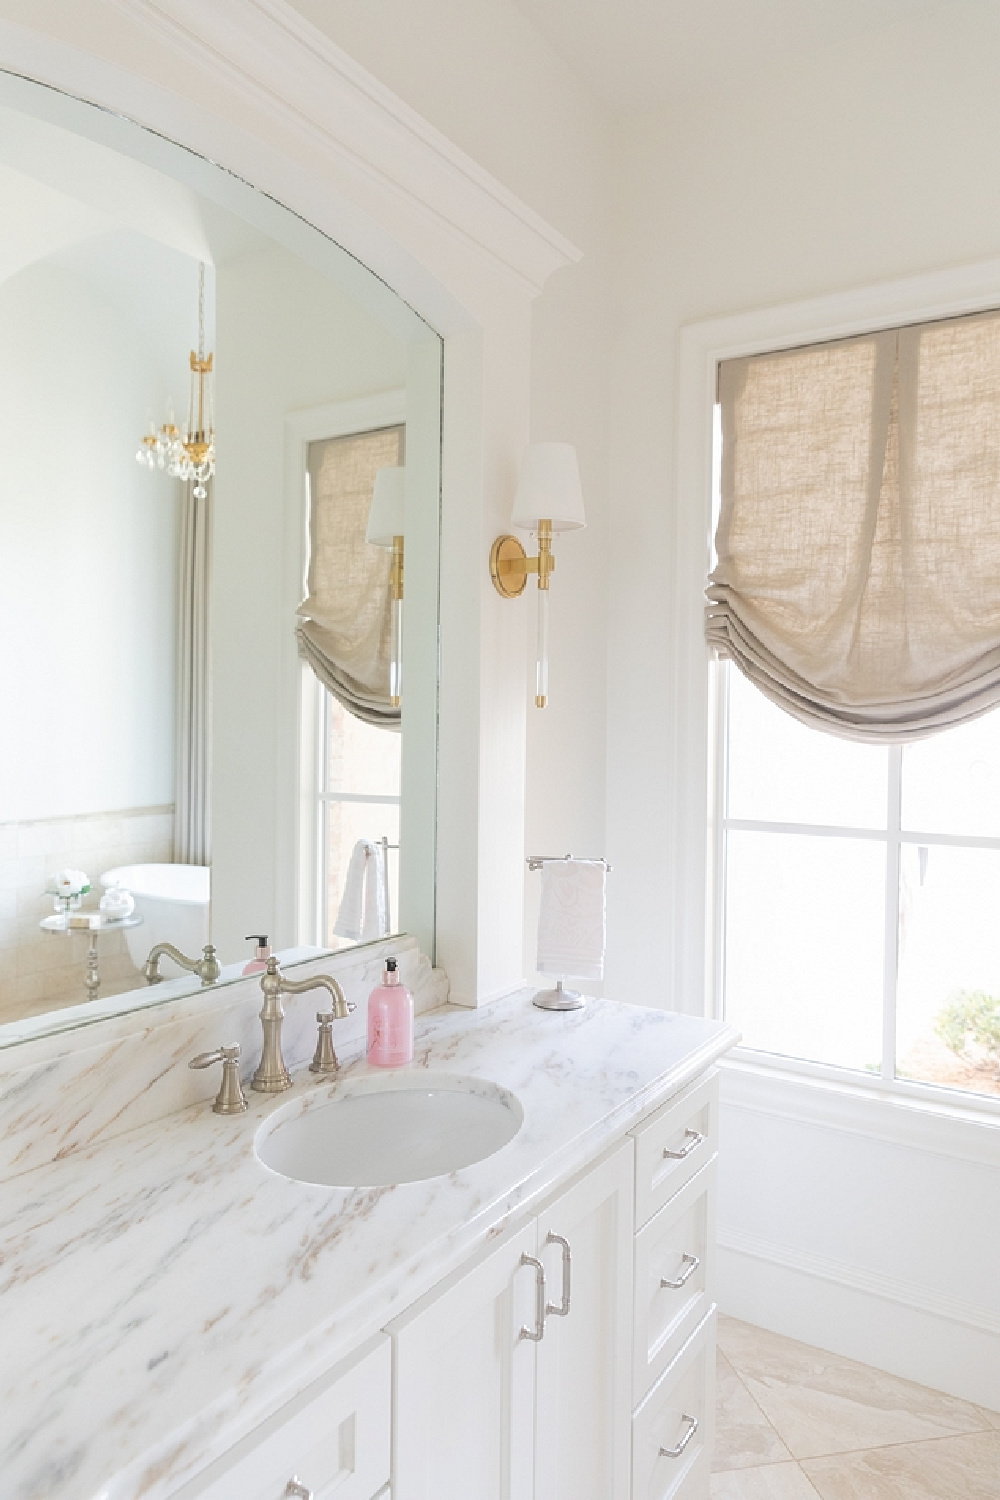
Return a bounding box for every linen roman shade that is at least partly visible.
[296,425,404,727]
[706,311,1000,741]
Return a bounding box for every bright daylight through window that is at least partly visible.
[717,663,1000,1100]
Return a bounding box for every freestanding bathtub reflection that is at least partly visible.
[100,864,210,974]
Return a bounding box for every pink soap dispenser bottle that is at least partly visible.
[367,956,414,1067]
[243,934,271,976]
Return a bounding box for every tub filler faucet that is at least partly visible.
[143,942,221,986]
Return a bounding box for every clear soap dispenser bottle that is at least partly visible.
[367,956,414,1067]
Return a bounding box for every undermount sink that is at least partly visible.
[254,1072,524,1188]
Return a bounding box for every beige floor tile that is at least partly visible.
[802,1428,1000,1500]
[714,1350,793,1471]
[711,1461,820,1499]
[717,1317,990,1459]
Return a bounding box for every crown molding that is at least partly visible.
[97,0,581,299]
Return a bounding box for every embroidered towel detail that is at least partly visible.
[536,859,606,980]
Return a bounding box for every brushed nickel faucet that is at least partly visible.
[189,1043,247,1114]
[144,942,221,986]
[251,956,356,1094]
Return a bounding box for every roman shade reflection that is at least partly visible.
[296,425,404,727]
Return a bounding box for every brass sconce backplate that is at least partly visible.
[490,534,529,598]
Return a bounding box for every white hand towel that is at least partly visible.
[536,859,606,980]
[334,840,370,940]
[334,839,391,942]
[362,838,389,941]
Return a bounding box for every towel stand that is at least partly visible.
[526,853,612,872]
[376,837,398,937]
[526,854,610,1012]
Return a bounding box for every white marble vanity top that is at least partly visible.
[3,990,737,1500]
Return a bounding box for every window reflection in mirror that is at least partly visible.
[0,81,441,1043]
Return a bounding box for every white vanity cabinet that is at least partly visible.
[171,1336,391,1500]
[628,1071,721,1500]
[390,1142,635,1500]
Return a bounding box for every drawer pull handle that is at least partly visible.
[661,1252,700,1290]
[663,1128,704,1161]
[518,1253,546,1342]
[659,1413,699,1459]
[285,1481,313,1499]
[545,1232,572,1318]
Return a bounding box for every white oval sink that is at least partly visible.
[254,1072,524,1188]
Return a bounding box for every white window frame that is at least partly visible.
[280,390,405,948]
[675,258,1000,1120]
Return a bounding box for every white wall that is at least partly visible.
[609,0,1000,1403]
[281,0,616,988]
[0,258,176,823]
[212,243,410,961]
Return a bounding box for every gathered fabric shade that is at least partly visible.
[706,311,1000,741]
[296,425,403,727]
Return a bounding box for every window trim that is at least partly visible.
[281,391,406,948]
[676,257,1000,1120]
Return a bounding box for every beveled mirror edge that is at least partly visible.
[0,934,411,1055]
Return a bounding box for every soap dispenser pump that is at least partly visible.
[367,956,414,1067]
[243,934,271,976]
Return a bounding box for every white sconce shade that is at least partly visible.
[366,465,406,545]
[511,442,585,531]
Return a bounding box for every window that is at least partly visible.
[319,695,400,948]
[713,462,1000,1108]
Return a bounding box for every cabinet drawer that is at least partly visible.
[633,1073,718,1229]
[632,1309,716,1500]
[175,1336,390,1500]
[633,1160,715,1401]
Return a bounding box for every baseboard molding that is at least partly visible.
[717,1231,1000,1411]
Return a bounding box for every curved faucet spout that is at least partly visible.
[251,957,356,1093]
[144,942,221,987]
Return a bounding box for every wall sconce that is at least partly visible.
[367,466,405,708]
[489,442,585,707]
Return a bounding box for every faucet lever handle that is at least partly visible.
[310,1012,341,1075]
[189,1044,248,1114]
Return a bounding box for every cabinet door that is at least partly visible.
[391,1222,539,1500]
[534,1142,634,1500]
[172,1336,391,1500]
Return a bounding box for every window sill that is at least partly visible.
[720,1047,1000,1167]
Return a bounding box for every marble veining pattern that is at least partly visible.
[0,938,446,1182]
[3,988,735,1499]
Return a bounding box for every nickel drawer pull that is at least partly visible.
[285,1481,313,1499]
[544,1232,572,1318]
[660,1252,700,1290]
[663,1128,704,1161]
[518,1253,546,1342]
[659,1413,699,1459]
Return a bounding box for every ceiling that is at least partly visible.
[510,0,958,113]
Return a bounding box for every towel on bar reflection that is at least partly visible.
[536,859,606,980]
[334,839,388,941]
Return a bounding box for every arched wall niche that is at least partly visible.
[0,0,581,1006]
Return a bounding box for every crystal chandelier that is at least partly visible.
[136,263,215,499]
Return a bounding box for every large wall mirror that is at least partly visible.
[0,73,442,1046]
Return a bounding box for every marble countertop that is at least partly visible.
[3,990,737,1500]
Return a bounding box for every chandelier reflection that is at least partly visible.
[136,262,215,499]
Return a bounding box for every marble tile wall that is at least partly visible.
[0,806,174,1026]
[712,1315,1000,1499]
[0,936,448,1183]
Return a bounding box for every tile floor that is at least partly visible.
[713,1316,1000,1499]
